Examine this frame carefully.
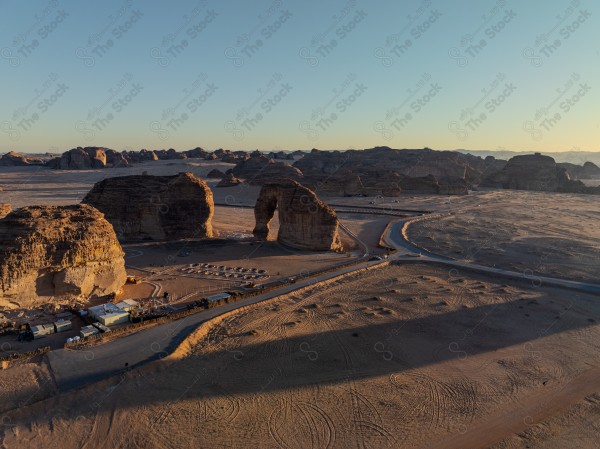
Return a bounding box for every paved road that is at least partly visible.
[47,207,600,391]
[47,257,382,391]
[386,218,600,295]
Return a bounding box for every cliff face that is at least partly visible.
[253,180,343,251]
[0,204,126,308]
[82,172,214,241]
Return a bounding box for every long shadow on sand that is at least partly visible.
[7,288,599,424]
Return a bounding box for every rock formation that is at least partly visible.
[253,180,343,251]
[0,151,31,166]
[217,172,242,187]
[82,172,214,241]
[0,204,126,308]
[294,147,471,195]
[0,204,11,218]
[558,161,600,179]
[482,153,586,192]
[45,147,108,169]
[207,169,226,178]
[105,149,130,168]
[232,153,303,185]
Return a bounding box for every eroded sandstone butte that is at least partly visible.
[482,153,586,192]
[0,204,126,308]
[253,180,343,251]
[82,172,214,241]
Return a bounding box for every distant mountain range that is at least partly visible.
[455,150,600,165]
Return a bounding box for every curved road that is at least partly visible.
[45,205,600,392]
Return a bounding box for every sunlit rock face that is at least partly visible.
[0,204,126,308]
[83,172,214,241]
[253,180,343,251]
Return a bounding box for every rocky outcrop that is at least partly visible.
[0,204,126,308]
[216,173,242,187]
[82,172,214,241]
[482,153,586,192]
[558,161,600,179]
[253,180,342,251]
[48,147,108,169]
[0,204,11,218]
[232,153,303,185]
[294,147,474,195]
[0,151,31,166]
[125,149,159,162]
[207,169,226,178]
[105,149,130,168]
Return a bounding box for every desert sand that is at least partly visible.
[1,162,600,448]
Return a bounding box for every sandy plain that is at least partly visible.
[1,162,600,448]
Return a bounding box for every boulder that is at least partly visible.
[253,180,343,251]
[0,151,30,166]
[82,172,214,241]
[0,204,11,219]
[217,173,242,187]
[0,204,126,308]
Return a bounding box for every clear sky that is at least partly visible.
[0,0,598,153]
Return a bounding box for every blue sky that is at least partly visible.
[0,0,598,153]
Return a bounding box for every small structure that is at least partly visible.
[92,322,111,333]
[98,311,130,326]
[80,325,100,338]
[114,299,139,312]
[88,302,130,326]
[31,323,55,339]
[207,292,231,303]
[54,319,73,333]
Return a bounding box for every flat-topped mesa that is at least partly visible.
[82,172,214,241]
[253,180,343,251]
[482,153,586,192]
[0,204,126,308]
